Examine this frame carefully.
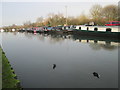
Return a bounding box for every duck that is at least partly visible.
[93,72,100,78]
[53,64,56,69]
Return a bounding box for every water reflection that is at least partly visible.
[2,32,118,88]
[20,32,120,51]
[24,32,34,39]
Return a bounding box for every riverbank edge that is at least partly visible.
[1,48,22,89]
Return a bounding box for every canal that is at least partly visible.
[1,32,119,88]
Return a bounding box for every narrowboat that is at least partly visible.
[73,25,120,38]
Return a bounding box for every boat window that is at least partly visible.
[106,28,111,32]
[87,27,89,30]
[106,22,110,24]
[79,27,81,30]
[66,27,68,29]
[94,28,98,31]
[73,26,76,28]
[112,22,119,24]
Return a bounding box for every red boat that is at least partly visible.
[105,21,120,26]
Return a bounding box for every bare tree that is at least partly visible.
[45,13,66,26]
[23,21,32,28]
[118,3,120,21]
[90,4,102,19]
[36,17,43,23]
[102,5,118,21]
[90,4,103,25]
[77,14,89,25]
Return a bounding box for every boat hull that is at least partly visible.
[73,30,120,39]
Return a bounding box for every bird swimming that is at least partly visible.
[53,64,56,69]
[93,72,100,78]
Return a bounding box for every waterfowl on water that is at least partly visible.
[93,72,100,78]
[53,64,56,69]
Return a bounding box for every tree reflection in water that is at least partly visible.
[20,32,120,51]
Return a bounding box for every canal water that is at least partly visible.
[1,32,119,88]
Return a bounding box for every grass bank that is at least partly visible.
[1,48,21,89]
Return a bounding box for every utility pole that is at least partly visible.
[65,6,67,26]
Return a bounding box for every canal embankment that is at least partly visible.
[1,47,21,89]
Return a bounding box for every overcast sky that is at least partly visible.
[0,0,119,27]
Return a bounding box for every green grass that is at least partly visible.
[1,48,21,89]
[0,48,2,89]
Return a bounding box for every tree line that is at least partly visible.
[2,4,119,30]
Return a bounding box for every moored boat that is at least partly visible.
[73,25,120,38]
